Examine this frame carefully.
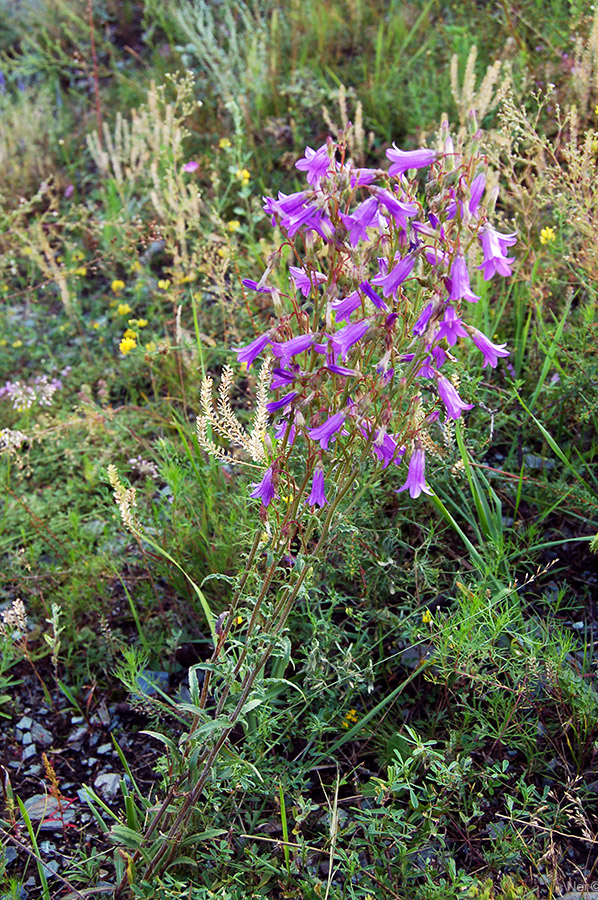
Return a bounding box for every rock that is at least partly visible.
[135,669,169,697]
[22,794,76,831]
[41,859,60,879]
[93,772,121,798]
[22,732,32,746]
[71,715,85,724]
[1,846,17,867]
[22,745,37,762]
[96,743,113,755]
[67,726,87,743]
[16,716,32,731]
[30,722,53,747]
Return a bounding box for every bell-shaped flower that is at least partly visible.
[307,410,346,450]
[295,144,331,185]
[290,266,326,297]
[307,467,328,507]
[372,253,416,298]
[331,291,362,323]
[437,375,474,420]
[435,305,467,347]
[233,331,271,369]
[340,197,379,247]
[328,320,370,361]
[386,145,436,176]
[396,447,433,498]
[448,254,480,303]
[470,328,510,368]
[477,225,517,280]
[249,467,276,507]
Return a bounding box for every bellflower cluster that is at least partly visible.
[206,131,514,508]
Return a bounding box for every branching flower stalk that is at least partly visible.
[112,121,515,893]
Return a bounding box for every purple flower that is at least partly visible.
[435,305,467,347]
[397,447,433,498]
[469,173,486,215]
[477,225,517,280]
[274,419,296,445]
[329,320,370,361]
[307,410,346,450]
[295,144,331,185]
[340,197,378,247]
[372,253,416,298]
[361,425,404,468]
[413,301,435,336]
[331,291,362,323]
[182,160,200,173]
[271,367,298,389]
[424,248,449,267]
[290,266,326,297]
[437,376,474,420]
[359,281,388,312]
[266,391,298,413]
[386,145,436,176]
[242,278,272,295]
[448,254,480,303]
[271,333,315,363]
[374,189,418,228]
[307,467,328,507]
[249,467,276,506]
[63,184,74,199]
[233,331,271,369]
[470,329,509,368]
[327,363,357,377]
[349,167,378,187]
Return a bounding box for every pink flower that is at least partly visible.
[182,160,199,173]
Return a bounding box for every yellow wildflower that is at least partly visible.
[157,279,171,291]
[219,137,232,149]
[136,318,148,328]
[341,708,359,729]
[130,261,142,273]
[217,247,228,258]
[235,167,250,185]
[12,340,23,348]
[227,219,241,233]
[111,279,125,293]
[117,303,132,316]
[0,339,7,346]
[595,104,598,116]
[123,328,137,340]
[92,321,100,330]
[540,226,556,245]
[73,250,85,262]
[422,609,432,625]
[145,341,156,353]
[22,246,32,256]
[119,336,137,355]
[176,273,196,284]
[74,266,87,276]
[235,615,243,625]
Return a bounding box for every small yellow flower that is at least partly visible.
[117,303,132,316]
[227,219,241,233]
[235,615,243,625]
[73,250,85,262]
[157,279,171,291]
[145,341,156,353]
[119,336,137,355]
[540,226,556,245]
[123,328,137,340]
[235,167,250,185]
[136,318,148,328]
[22,246,32,256]
[176,273,196,284]
[74,266,87,276]
[217,247,228,258]
[0,338,7,346]
[219,137,232,149]
[595,104,598,116]
[422,609,432,625]
[130,261,142,273]
[92,321,100,330]
[111,279,125,293]
[12,340,23,348]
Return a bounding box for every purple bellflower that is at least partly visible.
[328,320,370,361]
[413,301,436,337]
[470,329,510,368]
[448,254,480,303]
[372,253,416,298]
[307,467,328,507]
[361,425,405,469]
[271,333,315,363]
[249,467,276,507]
[359,281,388,312]
[242,278,272,295]
[274,419,296,446]
[331,291,362,323]
[295,144,331,185]
[266,391,298,413]
[477,225,517,280]
[271,367,298,390]
[340,197,378,247]
[437,376,474,420]
[234,331,271,369]
[397,447,433,498]
[307,410,346,450]
[435,305,467,347]
[469,173,486,216]
[375,189,418,228]
[386,145,436,176]
[290,266,326,297]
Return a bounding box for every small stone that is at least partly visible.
[1,846,17,867]
[22,733,32,746]
[22,795,76,831]
[94,772,121,798]
[96,743,112,755]
[39,841,54,854]
[67,726,87,743]
[135,669,169,697]
[22,745,37,762]
[71,715,85,724]
[41,859,60,879]
[16,716,33,731]
[87,757,97,766]
[26,765,41,776]
[30,722,53,747]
